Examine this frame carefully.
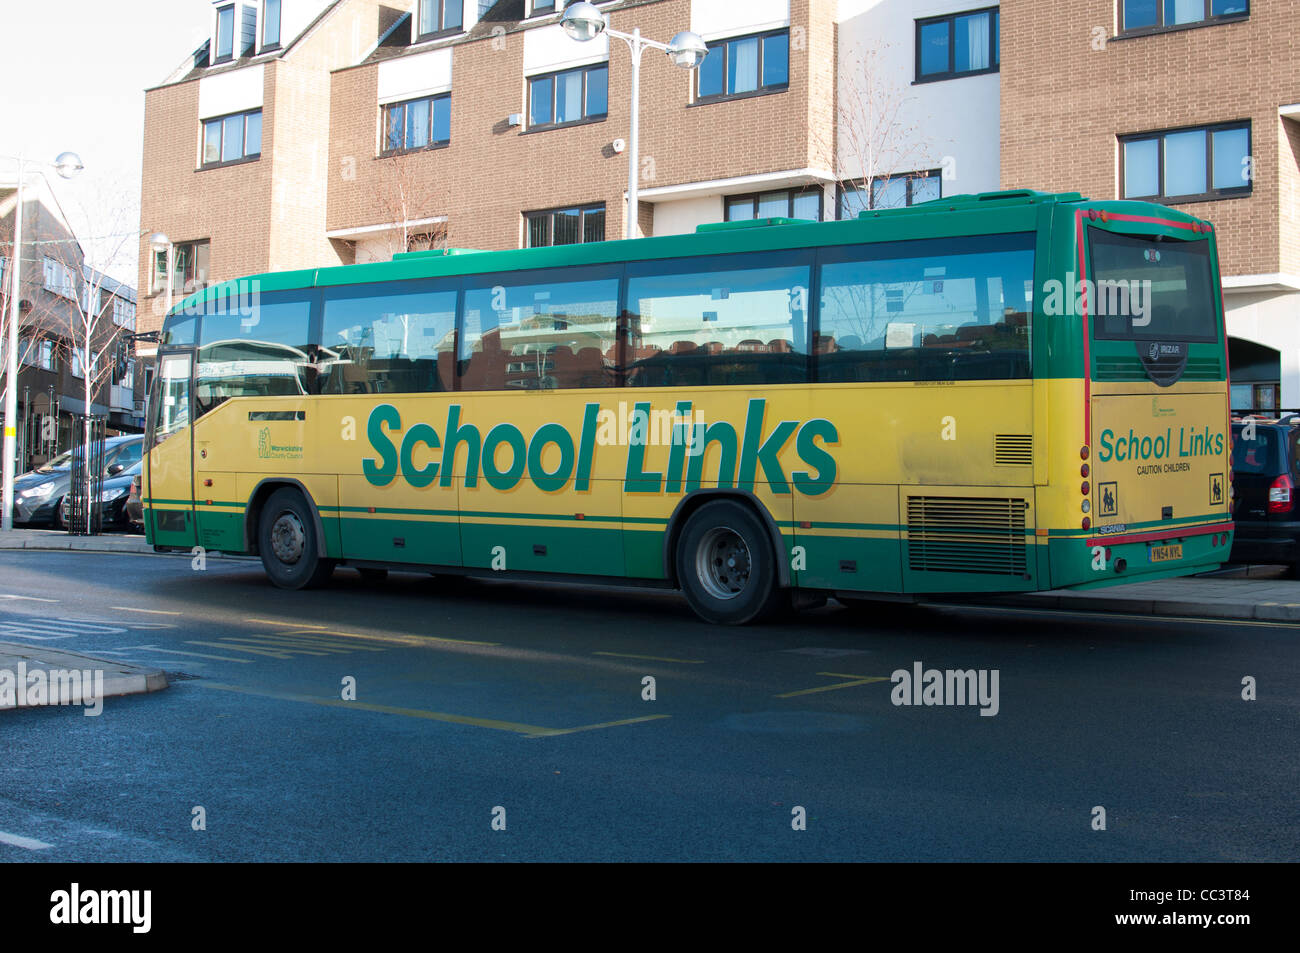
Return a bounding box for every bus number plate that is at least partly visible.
[1149,544,1183,563]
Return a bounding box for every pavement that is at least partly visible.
[997,573,1300,622]
[0,527,1298,623]
[0,641,168,711]
[0,528,153,555]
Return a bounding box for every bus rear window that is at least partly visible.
[1089,228,1218,343]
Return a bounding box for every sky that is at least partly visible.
[0,0,214,285]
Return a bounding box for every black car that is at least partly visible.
[60,459,143,532]
[13,434,144,528]
[1229,415,1300,574]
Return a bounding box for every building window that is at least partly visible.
[915,7,999,82]
[1120,122,1251,203]
[202,109,263,166]
[529,1,588,15]
[528,64,608,129]
[152,240,211,296]
[1120,1,1248,34]
[112,297,136,331]
[838,171,942,218]
[418,0,463,39]
[262,0,281,49]
[724,188,823,222]
[20,338,55,371]
[215,4,236,63]
[525,204,606,247]
[382,94,452,153]
[42,257,76,300]
[697,30,789,102]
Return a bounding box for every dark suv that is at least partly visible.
[1229,415,1300,574]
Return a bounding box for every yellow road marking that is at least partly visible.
[216,637,341,657]
[199,683,671,738]
[201,683,551,734]
[247,618,328,629]
[110,606,183,616]
[145,647,254,663]
[246,619,500,647]
[186,641,299,660]
[243,633,387,653]
[593,651,705,664]
[776,673,890,698]
[526,715,672,738]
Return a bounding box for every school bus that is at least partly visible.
[144,189,1233,623]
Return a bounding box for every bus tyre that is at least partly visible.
[676,501,783,625]
[258,488,335,590]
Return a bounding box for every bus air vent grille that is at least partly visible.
[906,497,1028,575]
[994,435,1033,466]
[1093,355,1221,382]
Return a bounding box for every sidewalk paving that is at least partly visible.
[970,571,1300,622]
[0,642,168,712]
[0,528,153,554]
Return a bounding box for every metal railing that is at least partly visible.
[66,415,106,536]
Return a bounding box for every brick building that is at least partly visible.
[1000,0,1299,410]
[138,0,1003,332]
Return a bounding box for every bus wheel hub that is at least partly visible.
[697,527,750,600]
[271,513,306,565]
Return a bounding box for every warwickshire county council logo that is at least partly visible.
[257,427,303,460]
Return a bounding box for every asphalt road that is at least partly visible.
[0,550,1295,862]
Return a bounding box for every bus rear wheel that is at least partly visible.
[676,500,783,625]
[258,488,335,589]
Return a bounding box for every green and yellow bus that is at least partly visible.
[144,189,1233,624]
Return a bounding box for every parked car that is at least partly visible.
[1229,414,1300,575]
[60,460,143,532]
[12,434,144,528]
[125,468,144,534]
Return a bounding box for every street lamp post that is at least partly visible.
[2,151,82,532]
[561,3,708,241]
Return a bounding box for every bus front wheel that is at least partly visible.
[258,488,335,590]
[676,500,783,625]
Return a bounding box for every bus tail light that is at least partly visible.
[1081,481,1090,496]
[1081,517,1091,531]
[1080,446,1090,460]
[1268,474,1294,514]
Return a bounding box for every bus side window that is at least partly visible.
[460,273,619,392]
[319,284,456,395]
[624,254,811,388]
[816,234,1035,383]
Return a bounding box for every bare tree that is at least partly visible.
[831,39,935,214]
[363,156,450,262]
[811,39,939,349]
[39,193,137,527]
